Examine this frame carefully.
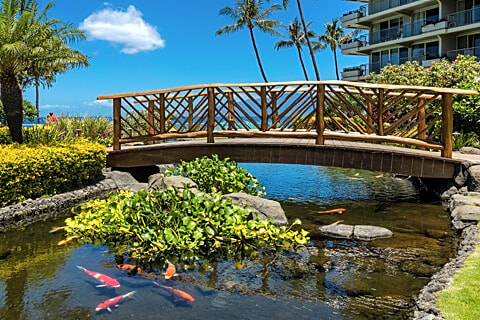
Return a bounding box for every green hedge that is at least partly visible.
[0,141,107,207]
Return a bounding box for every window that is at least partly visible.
[425,8,440,24]
[426,41,439,59]
[400,48,409,63]
[412,44,425,61]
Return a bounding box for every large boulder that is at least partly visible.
[460,147,480,155]
[221,193,288,226]
[468,165,480,192]
[104,171,147,192]
[449,194,480,211]
[317,224,354,239]
[148,174,198,193]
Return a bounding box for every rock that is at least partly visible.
[148,175,198,193]
[353,225,393,241]
[156,164,175,175]
[317,224,354,239]
[468,165,480,191]
[221,193,288,226]
[441,186,458,201]
[400,260,437,277]
[454,164,469,188]
[451,205,480,222]
[449,194,480,211]
[104,171,146,191]
[460,147,480,155]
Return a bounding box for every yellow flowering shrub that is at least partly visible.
[0,141,107,207]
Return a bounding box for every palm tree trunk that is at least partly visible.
[1,73,24,143]
[296,46,309,81]
[249,27,268,83]
[334,49,339,80]
[296,0,320,81]
[35,78,40,124]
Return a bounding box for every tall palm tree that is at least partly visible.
[216,0,282,82]
[318,18,356,80]
[274,18,323,80]
[0,0,88,142]
[269,0,321,80]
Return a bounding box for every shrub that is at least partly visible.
[64,188,308,264]
[167,155,266,196]
[366,55,480,135]
[0,141,106,207]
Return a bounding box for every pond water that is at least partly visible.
[0,164,456,320]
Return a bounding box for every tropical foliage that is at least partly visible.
[64,188,308,264]
[274,18,322,80]
[167,155,266,196]
[367,55,480,134]
[0,141,106,206]
[318,18,355,80]
[0,99,36,125]
[216,0,282,82]
[0,0,88,143]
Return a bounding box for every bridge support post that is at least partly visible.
[367,101,373,134]
[207,87,215,143]
[417,98,426,150]
[227,92,235,130]
[159,93,166,134]
[261,87,268,131]
[377,89,384,136]
[271,91,278,129]
[316,84,325,145]
[441,93,453,158]
[188,97,194,130]
[147,100,155,145]
[113,98,121,150]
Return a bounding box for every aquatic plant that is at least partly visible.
[167,155,266,196]
[64,188,308,264]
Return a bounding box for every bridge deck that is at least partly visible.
[107,138,480,179]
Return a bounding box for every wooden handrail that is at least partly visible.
[97,81,478,100]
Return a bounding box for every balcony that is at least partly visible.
[448,7,480,28]
[369,0,419,15]
[341,5,366,26]
[447,46,480,61]
[340,34,368,53]
[370,21,423,45]
[341,64,368,81]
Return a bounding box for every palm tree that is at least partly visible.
[274,18,323,80]
[216,0,282,82]
[269,0,321,80]
[0,0,88,142]
[318,18,356,80]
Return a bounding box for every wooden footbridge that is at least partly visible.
[98,81,478,179]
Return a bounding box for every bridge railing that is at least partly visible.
[97,81,478,158]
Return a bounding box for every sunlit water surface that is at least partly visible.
[0,164,455,320]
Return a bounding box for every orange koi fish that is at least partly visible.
[57,236,78,246]
[317,208,346,214]
[375,174,384,178]
[153,282,194,302]
[77,266,120,288]
[164,261,177,280]
[95,291,136,313]
[116,264,142,274]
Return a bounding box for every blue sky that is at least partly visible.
[27,0,366,117]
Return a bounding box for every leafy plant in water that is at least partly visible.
[64,187,308,265]
[167,155,266,196]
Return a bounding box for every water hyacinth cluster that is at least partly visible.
[65,188,309,264]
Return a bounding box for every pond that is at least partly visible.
[0,164,456,320]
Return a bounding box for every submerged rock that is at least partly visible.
[317,224,393,241]
[221,193,288,226]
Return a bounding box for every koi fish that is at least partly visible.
[49,226,66,234]
[317,208,346,214]
[153,282,194,302]
[117,264,141,274]
[77,266,120,288]
[57,236,78,246]
[95,291,136,313]
[330,220,344,226]
[164,261,177,280]
[375,174,384,178]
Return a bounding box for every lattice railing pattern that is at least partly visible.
[98,81,478,158]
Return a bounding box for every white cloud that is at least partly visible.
[80,5,165,54]
[85,99,112,107]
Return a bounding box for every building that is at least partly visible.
[340,0,480,81]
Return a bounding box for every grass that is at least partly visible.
[437,242,480,320]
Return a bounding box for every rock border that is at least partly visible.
[0,178,118,233]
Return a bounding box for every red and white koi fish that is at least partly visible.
[95,291,136,313]
[163,261,177,280]
[317,208,346,214]
[153,282,194,302]
[77,266,120,288]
